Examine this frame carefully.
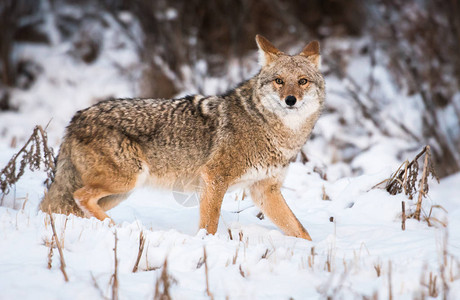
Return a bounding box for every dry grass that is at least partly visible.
[388,261,393,300]
[424,272,439,298]
[203,247,214,299]
[424,205,448,227]
[414,147,432,220]
[111,230,119,300]
[232,248,239,265]
[318,267,349,299]
[154,259,176,300]
[374,260,382,277]
[261,249,270,259]
[322,185,330,201]
[308,247,316,269]
[47,238,54,270]
[196,256,204,269]
[227,228,233,240]
[416,229,456,299]
[132,231,146,273]
[324,244,338,273]
[239,264,246,278]
[439,230,450,300]
[48,212,69,282]
[90,272,106,300]
[385,146,437,198]
[318,227,459,299]
[36,222,459,299]
[238,231,244,242]
[380,146,439,224]
[0,125,55,196]
[401,201,406,231]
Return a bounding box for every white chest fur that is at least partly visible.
[229,166,287,191]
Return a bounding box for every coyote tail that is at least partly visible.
[40,140,84,216]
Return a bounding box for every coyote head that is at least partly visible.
[254,35,325,127]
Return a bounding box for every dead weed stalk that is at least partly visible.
[308,247,316,269]
[382,145,439,221]
[0,125,55,196]
[47,239,54,269]
[132,231,146,273]
[154,258,176,300]
[48,212,69,282]
[388,261,393,300]
[203,247,214,299]
[111,230,119,300]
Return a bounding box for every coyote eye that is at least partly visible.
[298,78,308,85]
[275,78,284,85]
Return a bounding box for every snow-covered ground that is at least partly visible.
[1,155,459,299]
[1,9,460,300]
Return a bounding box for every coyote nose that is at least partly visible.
[285,95,297,106]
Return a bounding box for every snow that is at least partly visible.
[1,8,460,299]
[0,159,459,299]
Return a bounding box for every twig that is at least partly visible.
[374,261,382,277]
[322,185,330,201]
[229,205,254,214]
[440,229,450,300]
[239,264,246,278]
[308,247,316,269]
[227,228,233,240]
[203,247,213,299]
[300,149,309,163]
[401,201,406,231]
[132,231,146,273]
[154,258,175,300]
[48,212,69,282]
[90,272,106,300]
[112,230,119,300]
[232,248,239,265]
[47,239,54,269]
[414,146,430,220]
[388,261,393,300]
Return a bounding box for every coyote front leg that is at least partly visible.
[199,172,228,235]
[250,178,312,240]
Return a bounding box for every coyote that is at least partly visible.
[41,35,325,240]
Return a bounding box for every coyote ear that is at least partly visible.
[255,34,282,67]
[300,40,321,69]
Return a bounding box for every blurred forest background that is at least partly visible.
[1,0,459,179]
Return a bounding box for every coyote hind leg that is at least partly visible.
[98,193,130,212]
[74,186,114,221]
[70,136,145,222]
